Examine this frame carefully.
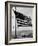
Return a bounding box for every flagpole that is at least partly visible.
[15,7,17,38]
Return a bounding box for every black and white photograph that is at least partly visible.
[5,1,37,44]
[11,6,33,39]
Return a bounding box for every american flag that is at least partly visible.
[14,11,32,27]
